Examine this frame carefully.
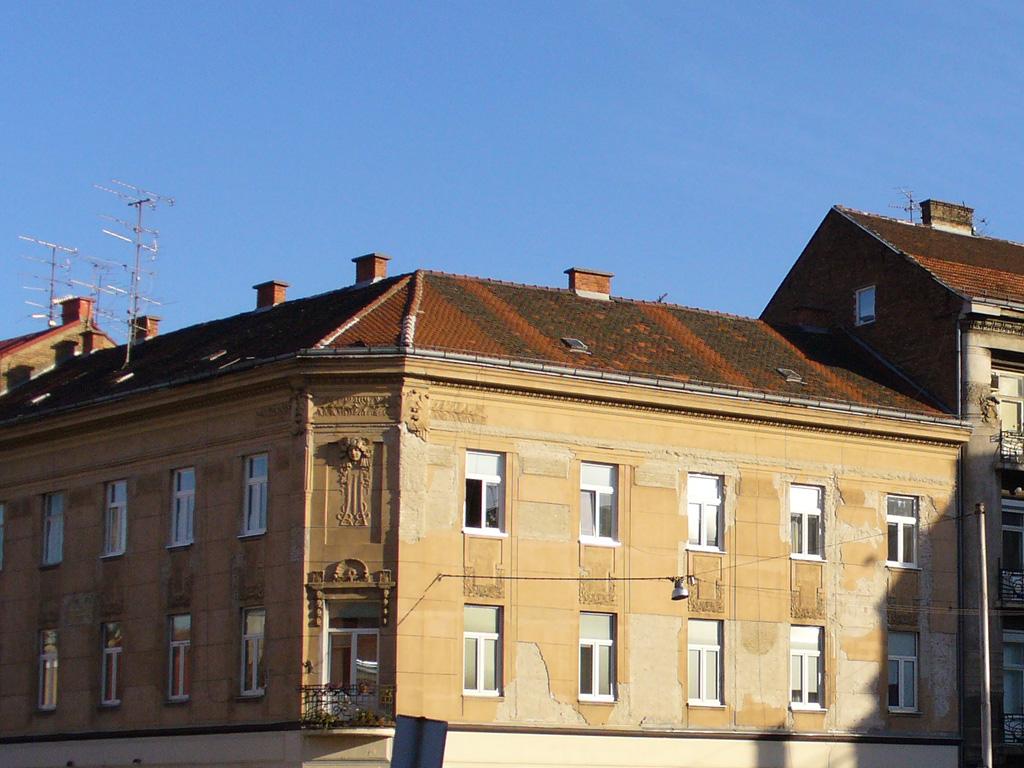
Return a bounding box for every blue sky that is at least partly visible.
[2,1,1023,342]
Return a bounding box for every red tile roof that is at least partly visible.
[0,328,50,357]
[840,207,1024,305]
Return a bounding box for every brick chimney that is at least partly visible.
[920,199,974,235]
[60,296,94,326]
[253,280,289,309]
[131,315,161,345]
[353,253,390,284]
[565,267,614,300]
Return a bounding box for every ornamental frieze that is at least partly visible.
[316,395,393,419]
[432,400,485,425]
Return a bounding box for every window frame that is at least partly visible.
[42,492,64,566]
[168,614,191,702]
[886,495,919,568]
[103,480,128,557]
[1005,630,1024,720]
[579,612,616,702]
[993,369,1024,435]
[1004,502,1024,572]
[887,631,918,713]
[790,625,824,710]
[463,605,502,696]
[687,474,724,551]
[0,502,5,571]
[170,468,195,547]
[579,462,618,545]
[463,451,506,536]
[687,619,723,706]
[241,454,268,537]
[855,285,876,326]
[101,622,123,706]
[790,484,824,560]
[38,629,58,711]
[240,607,266,696]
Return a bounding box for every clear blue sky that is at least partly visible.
[2,1,1022,342]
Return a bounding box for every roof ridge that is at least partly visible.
[315,275,414,348]
[400,271,425,347]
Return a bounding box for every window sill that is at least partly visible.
[98,701,121,710]
[166,697,190,706]
[687,545,724,554]
[39,562,62,570]
[854,318,875,327]
[885,562,921,571]
[790,703,826,713]
[167,542,194,550]
[888,707,921,715]
[100,551,125,560]
[687,701,725,708]
[579,696,616,704]
[790,554,824,563]
[462,691,503,698]
[462,528,508,539]
[237,691,265,701]
[579,536,620,548]
[238,531,266,540]
[34,707,56,715]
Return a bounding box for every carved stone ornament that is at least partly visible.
[463,566,505,599]
[790,589,825,620]
[404,389,429,438]
[579,576,616,606]
[335,437,372,526]
[432,400,485,425]
[305,562,395,628]
[316,395,392,419]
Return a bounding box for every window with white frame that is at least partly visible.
[993,369,1024,435]
[1005,631,1024,723]
[1005,503,1024,572]
[169,614,191,701]
[887,495,918,567]
[688,474,723,550]
[790,625,823,709]
[463,605,501,696]
[38,629,58,710]
[241,607,266,696]
[324,603,380,688]
[580,463,617,542]
[855,285,875,325]
[790,484,824,559]
[464,452,504,533]
[687,619,722,705]
[104,480,127,556]
[0,502,5,571]
[579,612,615,701]
[242,455,268,536]
[42,492,64,565]
[170,468,195,546]
[101,622,123,706]
[888,631,917,712]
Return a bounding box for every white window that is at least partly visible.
[42,492,63,565]
[993,369,1024,434]
[580,463,617,542]
[463,605,501,696]
[888,631,917,712]
[855,285,875,325]
[101,622,123,706]
[887,495,918,567]
[0,502,5,571]
[241,607,266,696]
[790,485,824,559]
[1004,503,1024,572]
[579,612,615,701]
[169,614,191,701]
[790,625,823,709]
[38,629,58,710]
[242,455,268,536]
[464,452,504,533]
[688,619,722,705]
[688,474,723,550]
[1005,631,1024,724]
[325,606,380,689]
[104,480,127,556]
[170,468,195,546]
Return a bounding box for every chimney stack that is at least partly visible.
[565,267,614,300]
[60,296,94,326]
[920,199,974,235]
[253,280,289,309]
[353,253,390,284]
[131,315,161,345]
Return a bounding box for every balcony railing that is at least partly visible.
[300,684,395,729]
[1001,430,1024,463]
[1002,570,1024,602]
[1006,714,1024,744]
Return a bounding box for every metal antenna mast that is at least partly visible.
[890,187,920,223]
[17,236,77,327]
[94,180,174,364]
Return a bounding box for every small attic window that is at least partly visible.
[206,349,227,362]
[561,337,590,353]
[777,368,804,384]
[855,286,875,326]
[30,392,51,405]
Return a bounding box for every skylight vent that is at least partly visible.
[30,392,50,405]
[777,367,804,384]
[114,372,134,384]
[561,337,590,353]
[206,349,227,362]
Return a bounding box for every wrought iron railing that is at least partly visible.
[1005,714,1024,744]
[1001,430,1024,463]
[300,684,395,728]
[1002,570,1024,602]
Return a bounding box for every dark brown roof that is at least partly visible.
[840,207,1024,305]
[0,269,949,425]
[0,328,51,357]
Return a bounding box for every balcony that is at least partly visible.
[1006,714,1024,745]
[1001,570,1024,603]
[1001,431,1024,464]
[300,684,395,729]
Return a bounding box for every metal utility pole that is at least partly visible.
[978,502,993,768]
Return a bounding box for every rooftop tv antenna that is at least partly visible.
[890,187,920,223]
[17,236,76,327]
[68,252,129,336]
[94,179,174,364]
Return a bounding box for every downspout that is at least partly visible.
[956,318,965,768]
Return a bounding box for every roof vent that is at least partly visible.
[565,268,613,300]
[561,337,590,353]
[920,199,974,235]
[777,367,804,384]
[253,280,289,309]
[353,253,390,284]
